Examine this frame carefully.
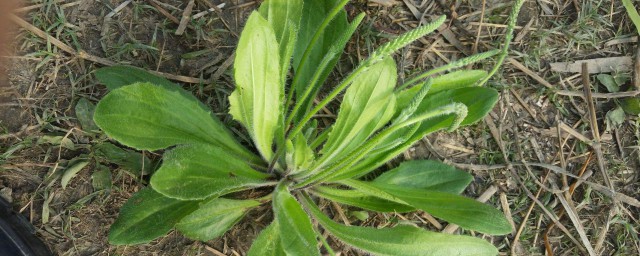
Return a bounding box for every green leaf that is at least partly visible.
[94,65,178,91]
[150,144,269,200]
[415,87,498,130]
[291,0,349,120]
[302,194,499,256]
[94,142,152,176]
[312,186,414,213]
[91,165,112,190]
[597,74,619,93]
[248,222,286,256]
[334,87,498,180]
[320,57,397,165]
[176,198,260,241]
[230,11,282,161]
[75,98,99,131]
[349,211,369,221]
[273,183,320,255]
[619,96,640,115]
[109,188,199,245]
[94,83,255,162]
[396,70,487,112]
[258,0,302,80]
[61,159,89,189]
[361,181,512,235]
[374,160,472,194]
[37,135,75,150]
[605,107,626,131]
[623,0,640,34]
[286,133,315,174]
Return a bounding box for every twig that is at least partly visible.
[147,0,180,24]
[581,63,613,190]
[14,0,69,12]
[192,3,227,19]
[499,192,516,234]
[543,154,593,255]
[508,58,554,89]
[550,179,596,256]
[10,14,206,84]
[511,171,549,256]
[635,45,640,90]
[175,0,195,35]
[556,89,640,98]
[100,0,132,37]
[593,207,616,254]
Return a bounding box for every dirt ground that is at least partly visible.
[1,0,639,255]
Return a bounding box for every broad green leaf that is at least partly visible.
[320,57,397,165]
[620,96,640,115]
[94,83,256,162]
[334,87,499,180]
[248,222,286,256]
[94,142,152,176]
[258,0,302,80]
[75,98,99,131]
[108,188,199,245]
[94,65,178,91]
[176,198,260,241]
[230,11,282,161]
[150,144,269,200]
[302,195,498,256]
[273,183,320,256]
[94,66,218,123]
[374,160,472,194]
[312,186,414,212]
[363,181,512,235]
[597,74,619,93]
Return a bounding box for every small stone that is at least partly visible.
[0,187,13,203]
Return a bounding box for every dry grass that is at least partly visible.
[1,0,639,255]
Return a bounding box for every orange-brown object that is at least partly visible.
[0,0,18,80]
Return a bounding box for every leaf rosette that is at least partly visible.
[93,0,524,254]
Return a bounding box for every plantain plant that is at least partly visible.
[93,0,523,254]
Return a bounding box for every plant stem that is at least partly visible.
[477,0,525,86]
[397,49,499,91]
